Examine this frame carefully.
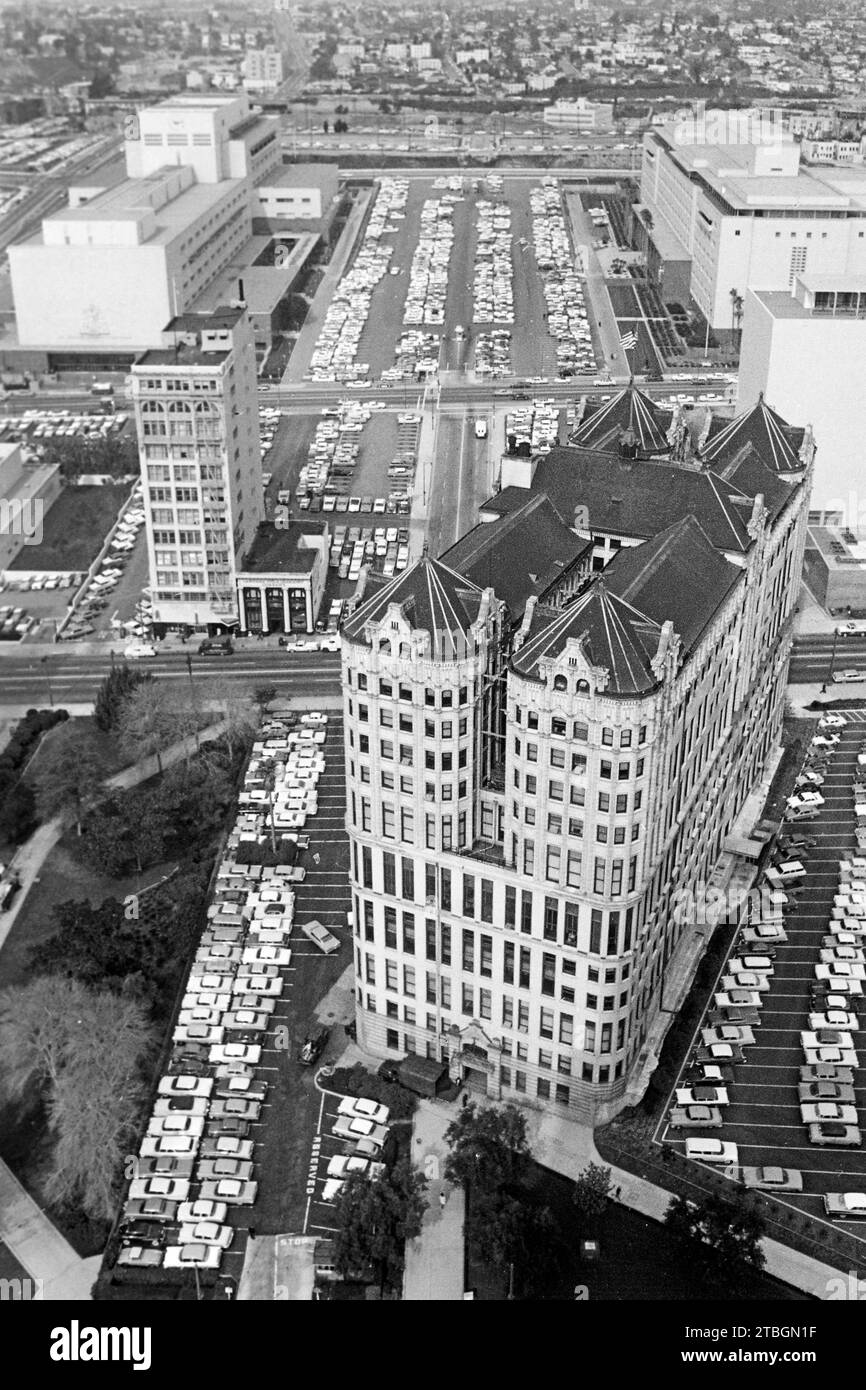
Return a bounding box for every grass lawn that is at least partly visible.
[9,482,132,573]
[467,1161,811,1302]
[0,833,177,994]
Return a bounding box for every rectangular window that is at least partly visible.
[480,879,493,923]
[566,850,581,888]
[540,1008,554,1039]
[463,876,476,919]
[545,846,561,882]
[385,961,398,992]
[564,902,579,947]
[462,983,473,1016]
[523,842,535,876]
[519,948,531,991]
[362,846,373,888]
[479,934,492,978]
[543,897,558,941]
[382,804,395,840]
[593,859,606,895]
[400,857,415,902]
[385,908,398,950]
[520,891,533,935]
[363,900,374,942]
[462,929,474,973]
[503,941,515,985]
[479,988,491,1020]
[401,808,414,843]
[383,852,396,896]
[441,868,451,912]
[441,924,451,966]
[502,996,514,1028]
[590,909,603,954]
[426,921,437,962]
[605,911,619,956]
[505,885,516,928]
[559,1014,573,1045]
[541,953,556,997]
[402,913,415,953]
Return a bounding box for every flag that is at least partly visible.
[619,330,638,352]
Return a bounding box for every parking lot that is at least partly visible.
[658,712,866,1265]
[109,707,353,1292]
[291,174,597,389]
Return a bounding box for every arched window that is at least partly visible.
[553,674,568,692]
[576,679,590,694]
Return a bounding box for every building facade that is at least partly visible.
[640,127,866,335]
[738,274,866,510]
[131,307,264,634]
[341,385,813,1123]
[9,93,279,359]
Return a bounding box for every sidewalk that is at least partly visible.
[403,1101,465,1301]
[0,1160,100,1301]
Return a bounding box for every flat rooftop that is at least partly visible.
[241,521,324,574]
[651,130,866,213]
[25,168,243,249]
[194,233,319,315]
[808,525,866,569]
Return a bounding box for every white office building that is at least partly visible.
[738,273,866,511]
[9,94,280,361]
[640,128,866,336]
[131,306,264,635]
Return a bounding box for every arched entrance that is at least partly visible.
[446,1021,502,1100]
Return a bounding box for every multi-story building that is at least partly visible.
[131,306,264,635]
[9,93,279,364]
[640,128,866,338]
[341,383,813,1123]
[739,272,866,509]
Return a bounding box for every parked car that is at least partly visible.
[739,1166,803,1192]
[808,1122,862,1147]
[337,1096,390,1125]
[824,1192,866,1217]
[669,1105,723,1129]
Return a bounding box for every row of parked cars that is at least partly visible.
[308,178,408,384]
[530,179,598,378]
[63,486,147,641]
[296,401,381,499]
[387,329,440,382]
[473,198,514,326]
[506,399,560,454]
[403,196,455,328]
[474,329,512,379]
[330,524,410,582]
[674,714,866,1217]
[114,711,338,1277]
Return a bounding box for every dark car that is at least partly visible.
[707,1006,761,1027]
[299,1029,330,1067]
[198,638,234,656]
[167,1054,211,1077]
[119,1220,167,1249]
[170,1043,211,1069]
[205,1116,250,1139]
[377,1061,400,1085]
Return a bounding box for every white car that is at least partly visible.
[300,712,329,725]
[146,1115,205,1138]
[241,945,291,967]
[157,1076,213,1100]
[177,1199,228,1224]
[302,920,340,954]
[337,1096,390,1125]
[163,1243,222,1269]
[124,642,156,659]
[326,1154,385,1181]
[824,1192,866,1217]
[178,1221,234,1249]
[815,962,866,981]
[208,1043,262,1065]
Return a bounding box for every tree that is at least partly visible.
[36,725,108,834]
[94,664,152,733]
[444,1101,530,1194]
[572,1161,613,1227]
[253,684,277,721]
[332,1157,427,1293]
[115,682,188,772]
[0,975,153,1219]
[665,1192,766,1290]
[0,781,37,843]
